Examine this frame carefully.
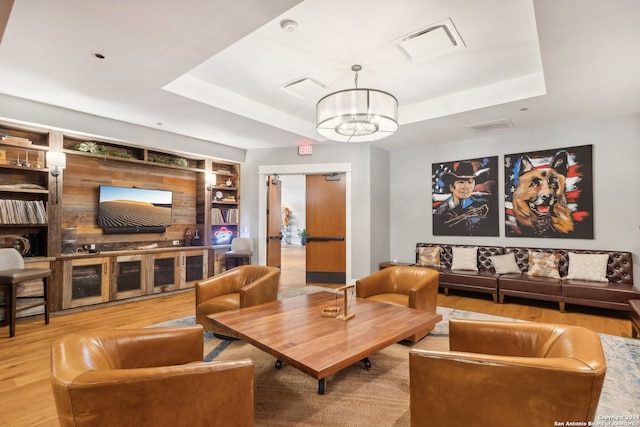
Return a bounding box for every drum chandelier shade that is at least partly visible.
[316,65,398,143]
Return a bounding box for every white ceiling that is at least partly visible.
[0,0,638,152]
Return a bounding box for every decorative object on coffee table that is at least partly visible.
[335,284,355,321]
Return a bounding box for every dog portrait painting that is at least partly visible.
[504,145,593,238]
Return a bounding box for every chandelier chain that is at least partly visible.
[352,64,361,89]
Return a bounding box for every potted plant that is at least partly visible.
[297,228,307,246]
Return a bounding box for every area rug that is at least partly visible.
[154,288,640,426]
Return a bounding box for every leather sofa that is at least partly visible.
[409,319,607,427]
[195,264,280,335]
[356,265,439,341]
[415,243,639,312]
[500,247,638,311]
[416,244,503,303]
[50,325,254,427]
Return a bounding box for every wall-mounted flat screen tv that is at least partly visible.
[211,224,237,245]
[98,185,173,234]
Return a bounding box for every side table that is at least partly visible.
[630,300,640,338]
[379,261,415,270]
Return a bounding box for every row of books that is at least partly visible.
[1,134,33,146]
[211,208,238,224]
[0,199,47,224]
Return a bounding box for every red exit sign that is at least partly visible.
[298,145,313,156]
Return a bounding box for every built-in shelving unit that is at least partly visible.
[0,127,51,257]
[210,161,240,246]
[0,119,240,315]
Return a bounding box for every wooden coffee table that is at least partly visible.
[207,291,442,394]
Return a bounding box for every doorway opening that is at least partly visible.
[258,163,353,284]
[279,174,306,292]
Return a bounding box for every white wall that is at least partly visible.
[389,113,640,276]
[369,146,390,271]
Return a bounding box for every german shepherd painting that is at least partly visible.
[505,145,594,238]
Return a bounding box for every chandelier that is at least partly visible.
[316,65,398,143]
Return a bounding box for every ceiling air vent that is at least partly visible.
[393,18,465,62]
[465,118,514,133]
[281,77,328,99]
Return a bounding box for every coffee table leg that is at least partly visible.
[274,359,367,394]
[361,357,371,370]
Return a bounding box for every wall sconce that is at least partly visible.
[205,173,216,192]
[46,151,66,204]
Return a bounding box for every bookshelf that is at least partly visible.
[209,161,240,245]
[0,128,51,257]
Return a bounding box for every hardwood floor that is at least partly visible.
[0,245,632,426]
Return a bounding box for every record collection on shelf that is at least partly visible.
[211,207,238,224]
[0,199,47,224]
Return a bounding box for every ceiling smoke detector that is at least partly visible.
[280,19,299,33]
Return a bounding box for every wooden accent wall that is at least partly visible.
[61,153,199,251]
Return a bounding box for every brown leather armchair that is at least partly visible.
[195,265,280,335]
[356,266,439,341]
[409,319,607,427]
[50,325,254,427]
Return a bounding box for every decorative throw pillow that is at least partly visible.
[489,253,521,274]
[417,246,440,267]
[451,246,478,271]
[566,252,609,282]
[527,251,561,279]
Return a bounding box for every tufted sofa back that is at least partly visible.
[415,243,633,284]
[415,243,503,273]
[504,247,633,284]
[504,247,569,276]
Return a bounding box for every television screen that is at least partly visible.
[98,186,173,233]
[211,224,237,245]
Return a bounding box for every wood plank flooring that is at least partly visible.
[0,244,633,426]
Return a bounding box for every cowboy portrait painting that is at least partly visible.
[432,156,499,236]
